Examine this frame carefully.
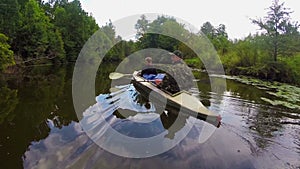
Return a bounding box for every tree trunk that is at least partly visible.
[274,42,277,62]
[274,32,278,62]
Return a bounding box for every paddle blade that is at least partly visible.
[109,72,125,80]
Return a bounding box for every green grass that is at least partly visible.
[184,57,203,69]
[281,53,300,85]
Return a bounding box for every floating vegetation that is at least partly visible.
[260,97,300,110]
[195,70,300,111]
[207,73,300,111]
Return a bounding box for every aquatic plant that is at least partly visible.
[231,76,300,111]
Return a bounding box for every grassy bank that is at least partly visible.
[184,54,300,86]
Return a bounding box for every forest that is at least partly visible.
[0,0,300,85]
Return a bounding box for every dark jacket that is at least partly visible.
[155,62,195,94]
[141,65,157,76]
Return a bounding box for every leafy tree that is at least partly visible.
[279,22,300,57]
[17,0,48,58]
[53,0,99,61]
[47,27,65,62]
[213,24,231,55]
[40,0,56,19]
[251,0,299,61]
[101,20,116,43]
[0,33,15,71]
[200,22,215,39]
[104,40,137,62]
[147,16,176,33]
[222,33,271,71]
[216,24,227,37]
[0,0,21,43]
[14,0,65,62]
[159,20,191,50]
[200,22,231,56]
[99,21,133,61]
[135,14,149,39]
[136,16,182,50]
[17,0,30,7]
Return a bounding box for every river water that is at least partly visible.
[0,64,299,169]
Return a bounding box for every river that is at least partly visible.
[0,64,299,169]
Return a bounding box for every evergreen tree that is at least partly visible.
[251,0,299,61]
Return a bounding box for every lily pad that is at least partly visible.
[223,75,300,110]
[261,97,300,110]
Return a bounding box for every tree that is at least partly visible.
[279,22,300,57]
[46,27,65,62]
[251,0,299,61]
[135,14,149,39]
[101,20,116,42]
[0,33,15,71]
[15,0,48,58]
[53,0,99,61]
[136,16,181,50]
[200,22,231,55]
[0,0,21,43]
[200,22,215,39]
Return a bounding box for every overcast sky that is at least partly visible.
[80,0,300,40]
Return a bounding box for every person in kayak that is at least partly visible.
[170,50,184,64]
[141,56,157,80]
[157,50,195,94]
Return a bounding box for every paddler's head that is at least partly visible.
[145,56,153,66]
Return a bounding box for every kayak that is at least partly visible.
[131,71,221,128]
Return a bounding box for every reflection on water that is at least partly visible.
[80,84,206,158]
[0,65,299,168]
[0,86,18,124]
[93,84,193,139]
[95,85,165,138]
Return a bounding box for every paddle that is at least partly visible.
[109,72,163,84]
[109,72,132,80]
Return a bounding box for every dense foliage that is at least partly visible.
[0,0,100,65]
[0,33,15,71]
[221,0,300,84]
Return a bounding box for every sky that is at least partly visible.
[80,0,300,40]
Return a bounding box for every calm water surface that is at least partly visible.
[0,64,299,169]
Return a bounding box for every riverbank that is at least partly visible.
[185,54,300,87]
